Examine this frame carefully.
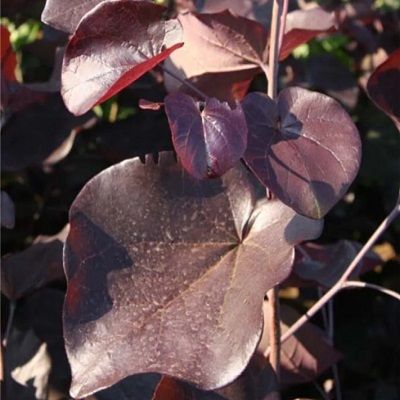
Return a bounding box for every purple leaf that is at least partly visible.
[287,240,382,288]
[63,152,322,397]
[164,93,247,179]
[195,0,273,28]
[1,95,93,171]
[258,304,342,385]
[366,48,400,132]
[163,10,268,100]
[41,0,106,33]
[242,87,361,218]
[280,8,337,61]
[61,1,183,115]
[1,225,69,300]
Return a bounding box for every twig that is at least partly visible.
[267,0,281,99]
[277,195,400,346]
[266,287,281,381]
[264,2,289,397]
[267,0,288,98]
[342,281,400,301]
[2,301,16,348]
[161,65,207,100]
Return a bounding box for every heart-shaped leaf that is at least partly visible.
[164,93,247,178]
[41,0,106,33]
[242,87,361,219]
[63,152,322,397]
[280,8,337,61]
[366,48,400,132]
[61,1,183,115]
[163,10,268,99]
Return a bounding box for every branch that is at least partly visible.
[267,0,288,98]
[343,281,400,301]
[264,3,288,397]
[266,286,281,380]
[278,195,400,345]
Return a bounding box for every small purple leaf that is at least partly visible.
[164,93,247,179]
[242,87,361,218]
[61,1,183,115]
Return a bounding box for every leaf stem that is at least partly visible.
[278,196,400,346]
[161,65,207,100]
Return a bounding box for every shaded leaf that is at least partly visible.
[307,54,359,109]
[164,93,247,178]
[61,1,183,115]
[214,354,278,400]
[1,95,94,171]
[288,241,382,288]
[1,79,49,115]
[1,225,69,300]
[1,190,15,229]
[280,8,337,61]
[64,152,322,397]
[258,304,342,385]
[164,10,268,100]
[87,113,173,164]
[242,87,361,218]
[366,48,400,131]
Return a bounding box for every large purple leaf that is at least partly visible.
[242,87,361,219]
[164,93,247,179]
[366,48,400,132]
[63,152,322,397]
[61,1,183,115]
[41,0,106,33]
[163,10,268,100]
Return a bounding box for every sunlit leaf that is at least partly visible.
[242,87,361,218]
[63,152,322,397]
